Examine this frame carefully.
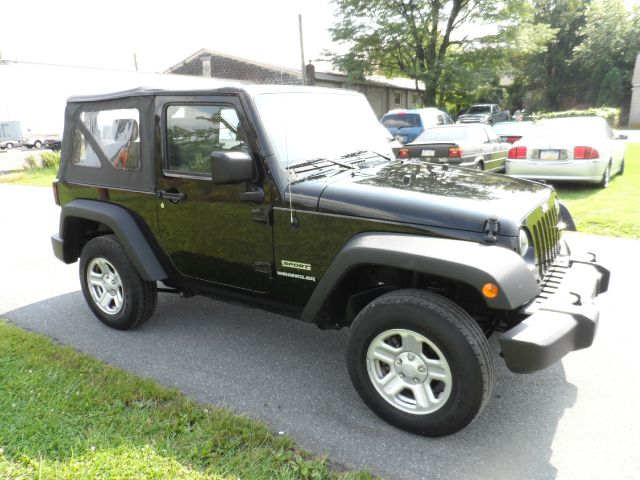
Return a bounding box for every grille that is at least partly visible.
[531,206,561,277]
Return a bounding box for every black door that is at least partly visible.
[156,97,273,292]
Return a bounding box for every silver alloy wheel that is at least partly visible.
[86,257,124,315]
[366,328,453,415]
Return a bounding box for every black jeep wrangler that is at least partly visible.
[51,84,609,436]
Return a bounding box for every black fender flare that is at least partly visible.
[301,232,540,322]
[55,199,167,281]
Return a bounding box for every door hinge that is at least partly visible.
[254,261,274,279]
[251,208,272,225]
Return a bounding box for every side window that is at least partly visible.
[166,104,248,174]
[444,114,453,125]
[72,109,140,170]
[437,115,444,126]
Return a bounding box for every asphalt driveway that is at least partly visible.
[2,184,639,479]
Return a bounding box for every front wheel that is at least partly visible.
[34,140,42,149]
[80,235,157,330]
[347,290,494,436]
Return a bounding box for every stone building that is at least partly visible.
[165,49,424,118]
[630,53,640,127]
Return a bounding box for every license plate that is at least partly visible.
[421,149,435,157]
[540,150,559,160]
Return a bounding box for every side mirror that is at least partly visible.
[210,151,255,184]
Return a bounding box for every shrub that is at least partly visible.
[531,107,621,127]
[40,151,61,169]
[22,152,60,171]
[23,154,41,170]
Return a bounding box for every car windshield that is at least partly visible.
[415,126,471,142]
[467,106,491,114]
[381,113,421,128]
[253,91,392,169]
[527,118,607,139]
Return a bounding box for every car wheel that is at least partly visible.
[475,162,484,171]
[347,289,494,437]
[34,140,42,149]
[79,234,157,330]
[598,163,611,189]
[619,158,625,176]
[6,143,13,150]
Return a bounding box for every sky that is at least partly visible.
[0,0,338,73]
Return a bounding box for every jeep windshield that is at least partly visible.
[253,91,393,171]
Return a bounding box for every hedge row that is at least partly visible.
[530,107,620,127]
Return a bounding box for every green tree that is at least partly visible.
[597,67,624,107]
[573,0,640,113]
[327,0,531,106]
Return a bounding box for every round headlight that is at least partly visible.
[518,228,530,256]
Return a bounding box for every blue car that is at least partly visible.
[381,108,453,144]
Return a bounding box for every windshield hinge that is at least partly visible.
[251,208,272,225]
[484,217,500,243]
[254,261,274,279]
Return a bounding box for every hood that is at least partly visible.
[459,113,489,121]
[291,161,552,236]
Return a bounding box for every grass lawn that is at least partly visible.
[555,143,640,239]
[0,321,369,480]
[0,167,57,187]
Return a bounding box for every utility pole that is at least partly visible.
[298,14,306,86]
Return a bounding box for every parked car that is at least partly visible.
[381,108,453,144]
[492,121,534,143]
[43,138,62,151]
[395,123,509,172]
[506,116,626,188]
[457,104,510,125]
[51,84,608,437]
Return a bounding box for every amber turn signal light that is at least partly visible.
[482,283,499,299]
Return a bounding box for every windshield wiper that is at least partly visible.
[287,157,355,171]
[340,149,391,161]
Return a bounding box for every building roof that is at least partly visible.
[165,48,424,92]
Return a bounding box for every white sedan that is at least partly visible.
[505,116,626,188]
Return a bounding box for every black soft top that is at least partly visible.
[67,83,358,103]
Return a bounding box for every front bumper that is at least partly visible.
[499,246,609,373]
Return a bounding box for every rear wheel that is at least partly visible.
[34,140,42,149]
[347,289,494,436]
[5,142,13,150]
[475,161,484,171]
[619,158,625,176]
[80,235,157,330]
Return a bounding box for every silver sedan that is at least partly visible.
[505,116,626,188]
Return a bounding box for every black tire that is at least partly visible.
[79,234,157,330]
[619,158,625,176]
[6,143,13,150]
[34,140,42,149]
[347,289,494,437]
[475,161,484,171]
[598,162,611,189]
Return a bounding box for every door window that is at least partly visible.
[165,104,248,175]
